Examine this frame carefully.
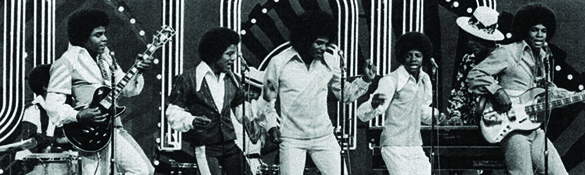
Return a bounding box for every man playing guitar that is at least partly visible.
[45,9,154,175]
[467,3,581,175]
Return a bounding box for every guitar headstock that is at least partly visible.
[151,25,176,49]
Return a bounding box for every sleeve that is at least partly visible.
[45,61,79,127]
[165,104,195,132]
[466,47,509,95]
[259,59,280,131]
[232,100,263,144]
[356,76,394,122]
[165,74,195,132]
[328,56,371,104]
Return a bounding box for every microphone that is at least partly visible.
[543,42,553,58]
[338,50,346,74]
[239,54,250,72]
[430,58,439,69]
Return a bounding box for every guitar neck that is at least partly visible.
[101,45,158,108]
[527,93,585,114]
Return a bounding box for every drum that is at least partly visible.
[170,161,199,175]
[260,164,279,175]
[22,152,80,175]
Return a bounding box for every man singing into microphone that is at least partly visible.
[467,3,578,174]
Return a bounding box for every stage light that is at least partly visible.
[467,7,473,13]
[453,1,459,8]
[275,0,279,2]
[118,6,125,12]
[446,0,451,2]
[240,30,247,35]
[579,85,584,91]
[251,18,257,24]
[262,8,268,13]
[130,18,136,24]
[556,65,561,71]
[506,33,512,39]
[154,58,160,65]
[139,30,145,36]
[567,74,573,80]
[157,74,162,80]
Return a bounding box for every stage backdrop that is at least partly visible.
[2,0,585,174]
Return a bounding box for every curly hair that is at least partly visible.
[67,9,109,46]
[394,32,433,65]
[289,10,338,53]
[512,3,556,42]
[28,64,51,95]
[198,28,240,64]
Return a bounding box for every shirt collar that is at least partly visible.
[32,95,45,107]
[67,43,111,61]
[285,47,332,70]
[395,65,425,87]
[196,61,225,91]
[521,40,546,56]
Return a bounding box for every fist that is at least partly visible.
[268,127,282,144]
[371,93,386,109]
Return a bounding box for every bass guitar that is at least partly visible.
[63,26,175,152]
[477,87,585,143]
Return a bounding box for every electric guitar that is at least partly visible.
[477,87,585,143]
[63,26,175,152]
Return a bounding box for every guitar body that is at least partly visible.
[63,86,126,152]
[478,88,546,143]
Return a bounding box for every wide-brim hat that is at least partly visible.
[456,6,504,41]
[243,67,264,89]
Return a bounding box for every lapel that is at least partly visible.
[516,43,537,80]
[195,79,220,113]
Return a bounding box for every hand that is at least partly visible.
[362,59,376,83]
[371,93,386,109]
[135,54,154,71]
[493,89,512,113]
[76,107,108,123]
[268,127,282,144]
[192,116,212,128]
[434,112,448,125]
[446,116,463,125]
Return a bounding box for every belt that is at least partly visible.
[246,153,262,159]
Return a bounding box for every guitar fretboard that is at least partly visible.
[99,46,158,109]
[525,93,585,114]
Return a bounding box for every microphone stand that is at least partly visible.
[338,50,351,175]
[543,45,552,175]
[239,55,249,175]
[430,59,439,175]
[109,52,117,175]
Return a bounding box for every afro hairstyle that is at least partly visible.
[512,3,556,42]
[394,32,433,65]
[28,64,51,95]
[67,9,110,46]
[289,10,338,53]
[198,27,240,64]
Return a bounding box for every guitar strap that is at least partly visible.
[97,54,115,86]
[36,103,48,136]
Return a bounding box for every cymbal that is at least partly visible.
[0,138,36,153]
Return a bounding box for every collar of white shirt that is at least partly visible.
[195,61,225,92]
